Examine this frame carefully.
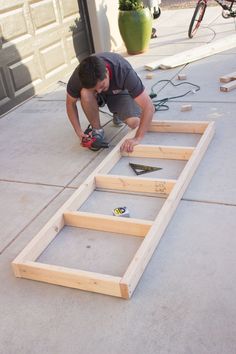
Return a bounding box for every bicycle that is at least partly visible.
[188,0,236,38]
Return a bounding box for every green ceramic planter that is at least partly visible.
[118,8,152,55]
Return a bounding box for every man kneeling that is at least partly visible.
[66,52,154,153]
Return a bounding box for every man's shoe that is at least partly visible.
[113,114,123,127]
[92,128,104,140]
[90,128,108,151]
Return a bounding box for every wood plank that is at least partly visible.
[63,211,152,237]
[121,145,194,160]
[177,73,187,80]
[149,120,208,134]
[220,71,236,83]
[121,121,215,297]
[145,35,236,70]
[12,261,123,298]
[220,81,236,92]
[95,174,176,196]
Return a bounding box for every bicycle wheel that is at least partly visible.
[188,0,207,39]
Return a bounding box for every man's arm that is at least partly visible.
[120,90,155,153]
[66,93,86,141]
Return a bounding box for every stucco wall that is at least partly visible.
[87,0,124,53]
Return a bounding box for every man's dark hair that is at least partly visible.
[78,55,107,88]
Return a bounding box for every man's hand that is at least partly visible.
[79,130,91,142]
[120,90,154,153]
[120,137,141,153]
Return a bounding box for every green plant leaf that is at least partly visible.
[119,0,143,11]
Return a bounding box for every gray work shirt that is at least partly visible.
[66,52,145,99]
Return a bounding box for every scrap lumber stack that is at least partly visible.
[220,71,236,92]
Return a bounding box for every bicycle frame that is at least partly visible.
[215,0,235,11]
[188,0,236,38]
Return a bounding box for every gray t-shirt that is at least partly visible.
[67,52,144,99]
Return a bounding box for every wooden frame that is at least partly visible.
[12,120,215,299]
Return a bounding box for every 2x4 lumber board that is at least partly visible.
[122,145,194,160]
[12,261,123,298]
[220,80,236,92]
[144,34,236,70]
[122,122,215,297]
[63,211,152,237]
[220,71,236,83]
[149,120,208,134]
[95,174,176,196]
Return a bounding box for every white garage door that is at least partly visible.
[0,0,92,115]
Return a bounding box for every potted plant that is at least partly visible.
[118,0,152,55]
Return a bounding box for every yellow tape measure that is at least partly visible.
[112,206,130,217]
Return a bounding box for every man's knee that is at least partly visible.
[124,117,140,129]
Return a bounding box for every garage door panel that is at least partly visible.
[1,7,28,42]
[40,40,66,75]
[30,0,59,31]
[0,1,24,12]
[9,55,41,91]
[0,0,91,116]
[60,0,80,19]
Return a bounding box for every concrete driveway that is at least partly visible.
[0,5,236,354]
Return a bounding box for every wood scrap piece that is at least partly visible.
[178,73,187,80]
[144,34,236,71]
[219,71,236,83]
[220,81,236,92]
[181,104,192,112]
[145,73,153,79]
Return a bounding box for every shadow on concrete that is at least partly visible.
[70,17,93,60]
[0,36,35,117]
